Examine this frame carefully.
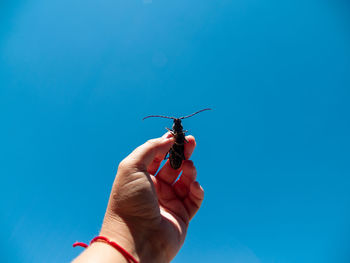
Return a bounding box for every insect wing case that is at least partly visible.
[169,131,186,169]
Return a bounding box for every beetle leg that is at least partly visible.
[165,127,175,136]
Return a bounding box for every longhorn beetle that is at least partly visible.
[143,108,211,169]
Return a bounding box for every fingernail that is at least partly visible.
[194,181,204,191]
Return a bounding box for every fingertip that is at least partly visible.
[195,181,204,191]
[158,135,175,147]
[162,132,173,139]
[182,159,195,168]
[186,135,196,146]
[130,136,174,168]
[162,135,175,145]
[184,135,196,159]
[190,181,204,199]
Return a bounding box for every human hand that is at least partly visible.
[100,133,204,262]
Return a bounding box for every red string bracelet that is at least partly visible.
[73,235,139,263]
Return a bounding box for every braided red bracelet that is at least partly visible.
[73,236,139,263]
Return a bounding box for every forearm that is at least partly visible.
[72,242,130,263]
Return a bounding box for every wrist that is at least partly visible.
[101,213,168,263]
[73,241,130,263]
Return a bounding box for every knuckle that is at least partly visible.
[118,157,146,173]
[183,160,195,170]
[146,138,158,146]
[118,159,130,170]
[186,160,194,166]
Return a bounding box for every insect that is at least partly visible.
[143,108,211,169]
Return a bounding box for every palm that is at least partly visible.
[138,159,200,260]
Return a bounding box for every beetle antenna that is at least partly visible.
[179,108,211,119]
[143,115,176,120]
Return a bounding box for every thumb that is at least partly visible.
[122,135,174,171]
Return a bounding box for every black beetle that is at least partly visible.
[143,108,211,169]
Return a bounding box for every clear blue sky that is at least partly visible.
[1,0,350,262]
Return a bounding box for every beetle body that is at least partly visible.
[143,108,211,169]
[168,119,186,169]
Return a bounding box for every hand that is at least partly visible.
[100,133,205,262]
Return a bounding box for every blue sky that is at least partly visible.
[1,0,350,262]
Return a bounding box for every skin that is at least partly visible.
[73,133,204,263]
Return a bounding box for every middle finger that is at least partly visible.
[156,135,196,184]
